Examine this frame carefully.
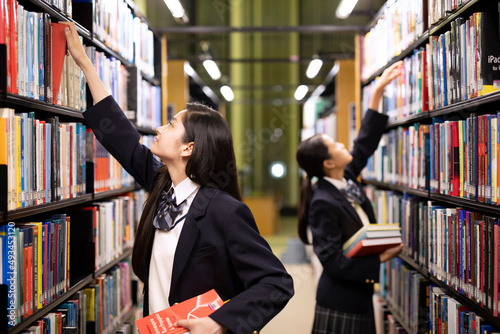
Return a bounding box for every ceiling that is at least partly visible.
[142,0,387,106]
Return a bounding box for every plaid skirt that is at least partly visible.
[311,304,376,334]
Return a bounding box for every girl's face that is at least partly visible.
[151,111,190,163]
[322,134,352,169]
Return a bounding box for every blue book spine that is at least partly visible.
[27,12,34,99]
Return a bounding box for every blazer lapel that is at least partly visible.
[318,179,364,229]
[169,186,218,297]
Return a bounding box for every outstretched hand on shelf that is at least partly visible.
[368,61,403,112]
[378,243,403,263]
[61,22,111,104]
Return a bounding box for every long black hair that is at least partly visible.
[296,134,330,244]
[132,102,241,281]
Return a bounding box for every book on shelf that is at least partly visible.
[342,224,402,258]
[136,289,225,334]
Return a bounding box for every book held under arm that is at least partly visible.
[136,289,225,334]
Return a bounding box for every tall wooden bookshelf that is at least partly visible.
[0,0,161,332]
[359,0,500,331]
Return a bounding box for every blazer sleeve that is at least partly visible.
[83,96,163,191]
[209,202,294,334]
[309,197,380,283]
[346,108,388,178]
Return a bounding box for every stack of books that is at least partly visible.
[342,224,402,258]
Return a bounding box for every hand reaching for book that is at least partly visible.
[175,317,228,334]
[378,243,403,263]
[60,22,87,67]
[61,21,110,104]
[368,60,403,111]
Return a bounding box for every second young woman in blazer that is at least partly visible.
[297,62,404,334]
[63,22,293,334]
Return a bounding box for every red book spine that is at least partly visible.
[9,0,18,94]
[452,121,460,196]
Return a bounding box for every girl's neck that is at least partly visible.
[325,168,345,181]
[166,164,189,187]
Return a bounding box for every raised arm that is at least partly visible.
[62,21,162,190]
[346,61,403,177]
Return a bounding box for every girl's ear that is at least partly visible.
[323,157,335,170]
[181,142,194,158]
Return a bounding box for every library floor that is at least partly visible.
[261,216,317,334]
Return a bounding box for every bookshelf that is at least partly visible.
[0,0,161,332]
[359,0,500,331]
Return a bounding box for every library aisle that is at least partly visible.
[262,217,316,334]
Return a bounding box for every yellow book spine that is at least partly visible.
[0,118,7,165]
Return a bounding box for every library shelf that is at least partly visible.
[363,179,429,198]
[140,71,161,87]
[7,275,94,334]
[429,0,483,35]
[111,306,139,334]
[376,294,413,334]
[26,0,91,40]
[428,193,500,216]
[0,93,85,119]
[2,194,93,223]
[361,31,429,87]
[93,185,140,201]
[398,253,500,329]
[95,248,133,278]
[429,91,500,119]
[135,125,157,135]
[386,112,431,130]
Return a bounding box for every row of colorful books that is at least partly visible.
[92,0,155,77]
[363,6,500,120]
[70,190,146,271]
[136,76,162,130]
[0,109,87,210]
[361,0,427,81]
[363,47,429,120]
[0,1,86,110]
[1,214,71,323]
[85,46,129,113]
[364,112,500,203]
[429,0,474,26]
[10,261,135,333]
[379,257,499,332]
[1,189,145,327]
[366,187,500,317]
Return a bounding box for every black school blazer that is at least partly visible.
[84,96,294,334]
[308,108,388,314]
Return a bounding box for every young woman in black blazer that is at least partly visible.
[296,62,404,334]
[63,22,293,334]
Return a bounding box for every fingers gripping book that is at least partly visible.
[136,289,225,334]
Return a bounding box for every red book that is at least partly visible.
[136,289,225,334]
[344,237,402,258]
[50,23,67,105]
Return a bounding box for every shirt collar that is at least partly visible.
[323,176,348,191]
[171,177,200,205]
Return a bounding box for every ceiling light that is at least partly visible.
[220,85,234,102]
[184,63,195,76]
[294,85,308,101]
[306,58,323,79]
[270,162,286,179]
[163,0,186,18]
[202,86,215,97]
[336,0,359,19]
[203,59,221,80]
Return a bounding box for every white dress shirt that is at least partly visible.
[323,176,370,226]
[148,177,200,313]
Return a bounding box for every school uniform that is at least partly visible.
[308,108,388,334]
[84,96,294,334]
